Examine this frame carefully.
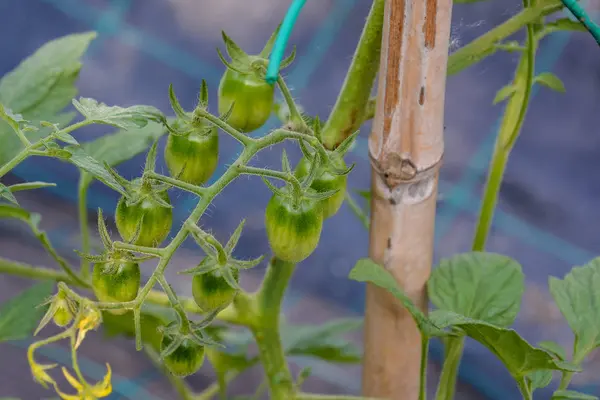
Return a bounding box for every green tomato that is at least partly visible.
[265,193,323,263]
[52,300,73,327]
[218,68,274,133]
[192,269,238,312]
[115,189,173,247]
[161,335,205,377]
[164,127,219,185]
[92,261,140,315]
[295,156,348,219]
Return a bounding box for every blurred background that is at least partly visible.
[2,0,600,398]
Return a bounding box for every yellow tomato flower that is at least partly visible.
[30,361,58,388]
[55,363,112,400]
[75,304,102,349]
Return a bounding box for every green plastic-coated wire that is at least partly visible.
[561,0,600,46]
[265,0,307,84]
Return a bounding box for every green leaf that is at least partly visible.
[0,204,74,278]
[0,103,27,133]
[553,390,599,400]
[8,181,56,193]
[542,18,588,37]
[72,97,166,129]
[349,258,447,337]
[281,318,363,364]
[428,252,525,327]
[0,183,18,205]
[527,369,552,391]
[538,340,566,361]
[429,310,580,379]
[79,121,168,189]
[64,146,127,195]
[534,72,566,93]
[0,282,54,342]
[549,258,600,362]
[493,84,517,105]
[0,32,95,164]
[0,32,96,113]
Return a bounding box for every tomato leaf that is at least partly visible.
[0,205,75,279]
[549,258,600,362]
[0,183,19,205]
[72,97,166,130]
[534,72,566,93]
[428,252,524,327]
[0,32,95,164]
[538,340,567,361]
[429,310,580,379]
[527,369,553,391]
[0,282,53,342]
[62,146,127,195]
[79,121,168,189]
[281,318,363,364]
[493,84,517,105]
[552,390,599,400]
[349,258,448,337]
[542,18,588,37]
[7,181,56,193]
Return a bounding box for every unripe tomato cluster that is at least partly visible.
[89,53,348,377]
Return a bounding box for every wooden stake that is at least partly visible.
[363,0,453,398]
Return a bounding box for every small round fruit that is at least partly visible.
[52,300,73,327]
[265,193,323,263]
[161,335,205,377]
[92,261,140,315]
[218,68,274,133]
[164,127,219,185]
[295,156,348,219]
[192,269,238,312]
[115,189,173,247]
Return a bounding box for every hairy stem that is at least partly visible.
[78,176,91,279]
[253,257,296,400]
[435,337,465,400]
[321,0,384,149]
[447,1,561,76]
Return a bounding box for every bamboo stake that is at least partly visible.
[363,0,453,398]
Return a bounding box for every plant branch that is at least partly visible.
[145,171,205,196]
[435,337,465,400]
[253,257,297,400]
[321,0,384,149]
[277,75,308,132]
[447,1,562,76]
[77,176,91,279]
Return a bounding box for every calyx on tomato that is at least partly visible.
[35,288,78,334]
[104,141,174,247]
[181,219,264,310]
[75,210,157,315]
[261,149,342,263]
[164,82,219,185]
[295,119,357,219]
[215,28,296,133]
[158,308,224,377]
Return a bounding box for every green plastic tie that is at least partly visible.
[561,0,600,46]
[265,0,307,85]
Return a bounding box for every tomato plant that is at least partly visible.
[160,335,205,377]
[218,68,274,133]
[0,1,598,400]
[92,261,140,314]
[115,183,173,247]
[265,189,323,263]
[192,268,238,312]
[164,125,219,185]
